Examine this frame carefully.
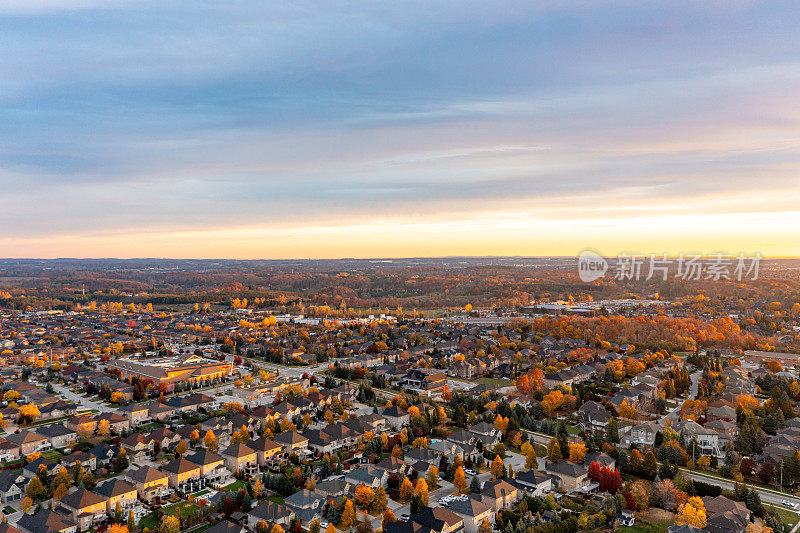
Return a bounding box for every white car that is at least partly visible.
[782,500,799,509]
[464,469,476,476]
[319,522,329,530]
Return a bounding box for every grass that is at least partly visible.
[475,377,512,389]
[3,506,14,515]
[268,495,285,504]
[618,511,672,533]
[41,450,64,462]
[220,479,247,492]
[764,504,800,527]
[139,502,200,531]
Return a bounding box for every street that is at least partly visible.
[680,469,800,510]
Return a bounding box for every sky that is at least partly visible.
[2,0,800,259]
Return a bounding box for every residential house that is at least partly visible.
[37,424,77,450]
[283,489,325,524]
[273,431,309,456]
[123,466,169,502]
[248,436,283,469]
[481,479,519,511]
[220,443,258,476]
[186,449,231,487]
[161,457,202,492]
[246,501,295,530]
[18,509,77,533]
[445,497,494,533]
[513,469,553,497]
[57,488,108,530]
[7,430,50,455]
[94,478,139,518]
[545,460,590,493]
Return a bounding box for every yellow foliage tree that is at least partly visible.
[676,497,707,528]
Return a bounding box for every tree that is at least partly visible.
[426,465,439,489]
[479,518,492,533]
[160,516,180,533]
[20,497,32,514]
[607,417,620,443]
[676,497,707,528]
[26,478,46,501]
[758,463,776,485]
[115,501,123,523]
[547,438,562,462]
[109,524,128,533]
[340,499,355,529]
[82,471,96,490]
[128,510,136,531]
[382,510,396,528]
[569,444,586,463]
[326,524,337,533]
[642,451,658,479]
[490,455,505,479]
[399,478,414,502]
[53,483,68,501]
[454,466,468,494]
[414,479,429,506]
[470,476,482,494]
[190,429,200,445]
[308,521,320,533]
[98,419,111,436]
[271,525,284,533]
[204,429,218,452]
[17,403,40,425]
[355,485,375,510]
[371,487,388,514]
[114,449,129,472]
[175,440,188,456]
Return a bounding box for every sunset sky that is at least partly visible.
[2,1,800,258]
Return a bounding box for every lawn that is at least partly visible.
[139,502,200,531]
[268,495,285,504]
[41,450,64,462]
[619,509,673,533]
[475,377,512,389]
[3,506,14,515]
[764,504,800,527]
[220,480,247,492]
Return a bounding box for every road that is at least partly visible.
[680,469,800,510]
[52,382,110,412]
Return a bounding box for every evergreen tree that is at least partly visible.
[470,476,481,494]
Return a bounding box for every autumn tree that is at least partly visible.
[414,479,429,506]
[569,443,586,463]
[175,440,188,456]
[399,478,414,503]
[547,438,562,462]
[340,499,355,529]
[676,497,707,528]
[453,466,468,494]
[204,429,218,452]
[18,403,40,425]
[490,455,505,479]
[426,465,439,489]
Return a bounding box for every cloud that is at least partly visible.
[0,1,799,256]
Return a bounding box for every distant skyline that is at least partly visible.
[2,1,800,258]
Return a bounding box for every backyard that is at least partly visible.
[139,501,200,531]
